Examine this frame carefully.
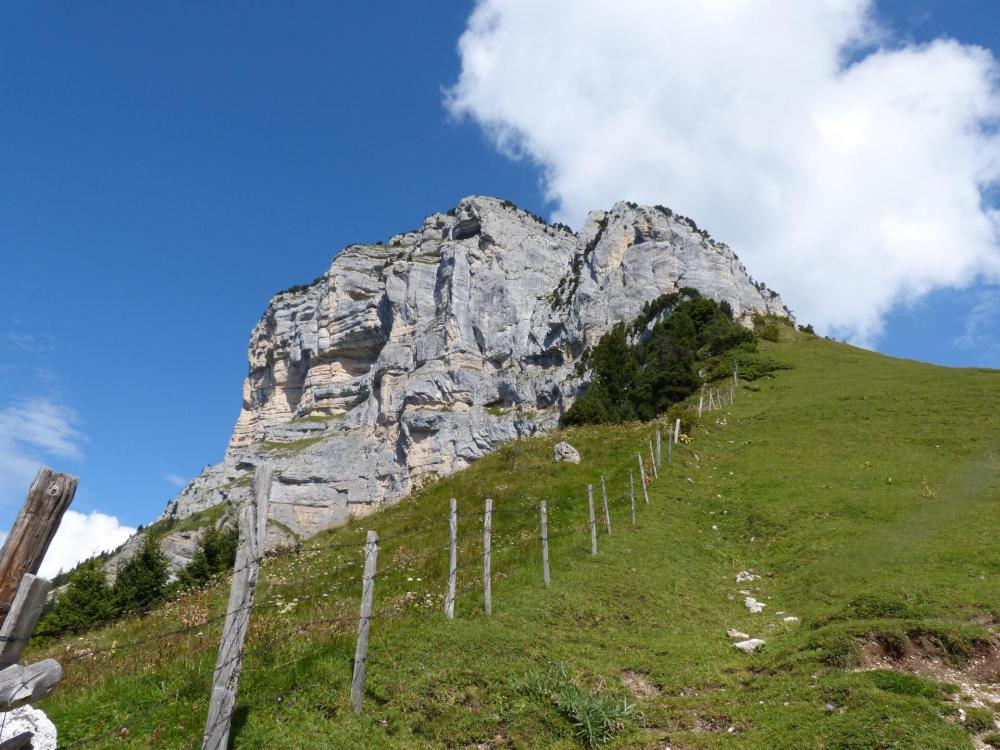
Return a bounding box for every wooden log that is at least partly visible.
[0,659,61,712]
[202,465,272,750]
[540,501,550,586]
[351,530,378,715]
[674,418,681,444]
[587,485,597,556]
[600,476,611,535]
[445,498,457,619]
[483,497,492,615]
[629,470,636,526]
[0,731,33,750]
[637,454,650,504]
[0,574,51,668]
[648,442,658,479]
[0,469,77,626]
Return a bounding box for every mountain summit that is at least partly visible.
[153,196,787,555]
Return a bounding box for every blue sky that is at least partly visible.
[1,1,998,571]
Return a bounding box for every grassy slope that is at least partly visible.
[34,327,1000,749]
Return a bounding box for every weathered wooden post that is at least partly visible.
[709,389,715,410]
[600,476,611,535]
[648,442,658,479]
[674,418,681,444]
[445,498,457,620]
[656,429,662,468]
[540,501,550,586]
[351,530,378,715]
[587,485,597,555]
[0,468,77,626]
[698,392,704,418]
[667,430,673,463]
[629,470,636,526]
[0,574,51,668]
[483,497,492,616]
[0,659,61,711]
[202,464,272,750]
[637,454,649,504]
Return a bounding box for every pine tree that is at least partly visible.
[36,559,116,637]
[112,535,169,613]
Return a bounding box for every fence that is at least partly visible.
[12,372,739,749]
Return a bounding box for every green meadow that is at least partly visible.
[35,324,1000,749]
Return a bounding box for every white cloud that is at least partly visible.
[163,473,187,488]
[447,0,1000,343]
[0,397,86,508]
[37,510,135,578]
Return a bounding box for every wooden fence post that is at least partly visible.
[648,442,658,479]
[629,470,636,526]
[587,485,597,556]
[667,431,673,463]
[656,430,662,468]
[0,574,51,668]
[0,468,77,627]
[483,498,492,616]
[202,465,271,750]
[637,454,650,504]
[709,389,715,410]
[600,476,611,535]
[0,659,61,712]
[674,418,681,444]
[698,392,704,418]
[540,501,550,586]
[445,498,457,619]
[351,530,378,715]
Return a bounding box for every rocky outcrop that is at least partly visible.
[149,197,787,559]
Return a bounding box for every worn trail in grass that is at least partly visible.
[35,328,1000,748]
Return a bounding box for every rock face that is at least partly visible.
[150,196,787,556]
[0,705,57,749]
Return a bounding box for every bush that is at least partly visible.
[113,535,169,613]
[759,323,780,342]
[36,559,116,637]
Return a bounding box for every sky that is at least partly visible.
[1,0,998,576]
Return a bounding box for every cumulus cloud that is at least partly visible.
[0,397,86,507]
[447,0,1000,342]
[37,510,135,578]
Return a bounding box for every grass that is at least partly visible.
[261,436,326,453]
[31,327,1000,748]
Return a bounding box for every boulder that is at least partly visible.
[552,441,581,464]
[733,638,766,653]
[0,705,57,749]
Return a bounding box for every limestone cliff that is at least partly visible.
[152,196,787,554]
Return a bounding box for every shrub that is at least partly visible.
[759,323,780,342]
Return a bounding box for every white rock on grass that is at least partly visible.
[734,638,766,653]
[735,571,758,582]
[0,705,57,749]
[552,441,581,464]
[727,629,750,639]
[783,616,800,623]
[744,596,766,614]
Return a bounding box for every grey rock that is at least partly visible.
[553,441,581,463]
[733,638,766,653]
[118,196,789,571]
